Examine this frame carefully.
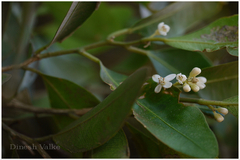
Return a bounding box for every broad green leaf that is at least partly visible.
[41,74,100,129]
[163,15,238,54]
[53,68,148,153]
[125,120,163,158]
[50,2,99,45]
[126,118,190,158]
[198,61,238,100]
[133,81,218,158]
[223,96,238,118]
[2,73,12,84]
[148,48,212,76]
[41,74,100,109]
[88,129,129,158]
[131,2,223,37]
[226,47,238,56]
[99,62,127,90]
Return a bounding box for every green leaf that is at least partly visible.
[226,47,238,56]
[99,62,127,90]
[50,2,99,45]
[125,120,162,158]
[148,48,212,76]
[53,68,148,153]
[163,15,238,54]
[133,81,218,158]
[2,73,12,84]
[41,74,100,129]
[126,118,190,158]
[41,74,100,110]
[88,129,129,158]
[198,61,238,100]
[131,2,223,37]
[223,96,238,118]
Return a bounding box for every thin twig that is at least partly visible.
[2,123,52,158]
[180,97,238,106]
[6,98,92,116]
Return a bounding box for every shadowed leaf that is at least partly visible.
[88,129,129,158]
[2,73,12,85]
[198,61,238,100]
[52,68,148,153]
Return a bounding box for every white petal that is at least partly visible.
[152,74,161,83]
[159,31,167,36]
[164,24,170,32]
[154,84,162,93]
[197,77,207,83]
[182,75,187,81]
[163,81,172,88]
[197,82,206,89]
[158,22,164,30]
[165,74,176,81]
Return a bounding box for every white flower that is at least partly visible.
[182,67,207,92]
[158,22,170,36]
[176,73,187,84]
[152,74,176,93]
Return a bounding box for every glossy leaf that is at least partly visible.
[133,81,218,158]
[89,129,129,158]
[198,61,238,100]
[148,48,212,76]
[50,2,99,45]
[99,62,127,90]
[224,96,238,118]
[2,73,12,85]
[53,68,148,153]
[163,15,238,54]
[131,2,223,38]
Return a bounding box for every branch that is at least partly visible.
[180,97,238,107]
[6,98,92,116]
[2,123,51,158]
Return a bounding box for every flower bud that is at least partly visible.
[183,83,191,92]
[189,82,200,92]
[213,111,224,122]
[217,107,228,115]
[189,67,201,77]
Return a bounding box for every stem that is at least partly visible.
[3,123,52,158]
[107,28,130,41]
[124,46,149,55]
[6,98,92,116]
[78,49,100,63]
[180,97,238,106]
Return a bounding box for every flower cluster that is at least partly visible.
[152,67,207,93]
